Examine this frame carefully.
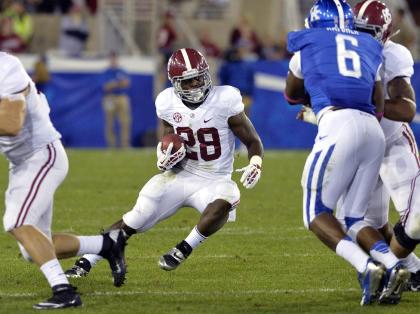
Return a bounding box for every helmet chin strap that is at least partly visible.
[388,29,400,40]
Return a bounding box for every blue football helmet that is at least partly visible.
[305,0,354,30]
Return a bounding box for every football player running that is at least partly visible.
[0,53,127,309]
[299,0,420,299]
[347,0,420,297]
[285,0,408,306]
[65,48,264,277]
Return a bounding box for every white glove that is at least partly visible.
[296,106,317,125]
[235,156,262,189]
[156,141,186,171]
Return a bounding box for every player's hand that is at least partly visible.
[235,156,262,189]
[296,106,317,125]
[156,142,186,171]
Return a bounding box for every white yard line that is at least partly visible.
[0,288,359,298]
[0,252,330,262]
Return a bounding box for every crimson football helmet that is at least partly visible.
[167,48,212,104]
[353,0,393,44]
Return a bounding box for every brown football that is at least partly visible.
[161,133,184,154]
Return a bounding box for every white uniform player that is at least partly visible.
[0,52,63,234]
[123,85,242,230]
[0,52,128,310]
[66,48,264,276]
[337,41,418,236]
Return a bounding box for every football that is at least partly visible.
[161,133,184,154]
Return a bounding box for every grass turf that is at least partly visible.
[0,149,419,313]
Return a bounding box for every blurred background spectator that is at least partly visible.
[199,30,221,59]
[229,15,262,60]
[2,1,33,51]
[31,53,50,94]
[156,10,177,90]
[157,11,177,65]
[102,52,131,149]
[0,16,26,53]
[58,4,89,57]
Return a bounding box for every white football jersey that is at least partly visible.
[0,52,60,164]
[156,85,244,179]
[379,41,415,141]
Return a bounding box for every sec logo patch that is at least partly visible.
[173,112,182,123]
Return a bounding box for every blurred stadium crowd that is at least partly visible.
[0,0,419,148]
[0,0,418,58]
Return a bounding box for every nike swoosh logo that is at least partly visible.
[319,135,328,140]
[173,251,184,261]
[204,118,212,123]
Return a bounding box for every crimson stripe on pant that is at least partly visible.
[14,144,57,228]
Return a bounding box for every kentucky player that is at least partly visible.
[285,0,408,305]
[0,52,127,309]
[65,48,264,276]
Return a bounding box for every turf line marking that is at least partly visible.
[1,252,332,262]
[0,288,359,298]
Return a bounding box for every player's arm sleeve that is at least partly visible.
[289,52,303,79]
[1,56,30,95]
[227,87,245,118]
[155,91,172,123]
[386,45,414,81]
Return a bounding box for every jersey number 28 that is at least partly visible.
[176,127,221,161]
[335,34,362,79]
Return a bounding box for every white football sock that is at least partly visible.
[40,259,69,287]
[336,237,370,273]
[76,235,103,256]
[402,253,420,273]
[369,240,400,269]
[185,226,207,249]
[82,254,103,266]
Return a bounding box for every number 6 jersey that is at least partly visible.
[156,85,244,179]
[287,27,383,115]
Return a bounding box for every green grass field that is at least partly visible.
[0,149,419,313]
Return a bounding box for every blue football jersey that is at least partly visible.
[287,27,383,115]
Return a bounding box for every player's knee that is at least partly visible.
[18,242,33,262]
[122,196,160,232]
[394,221,420,251]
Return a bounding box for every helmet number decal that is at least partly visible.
[335,34,362,79]
[176,127,221,161]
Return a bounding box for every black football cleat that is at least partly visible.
[406,270,420,292]
[100,229,127,287]
[159,240,192,271]
[65,257,92,278]
[33,284,82,310]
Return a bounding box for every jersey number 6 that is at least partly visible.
[176,127,222,161]
[335,34,362,79]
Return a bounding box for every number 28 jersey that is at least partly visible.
[156,85,244,179]
[287,27,383,115]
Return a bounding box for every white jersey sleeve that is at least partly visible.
[227,87,245,118]
[0,53,30,95]
[0,53,61,164]
[155,88,175,124]
[383,41,414,83]
[289,52,303,79]
[379,41,415,142]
